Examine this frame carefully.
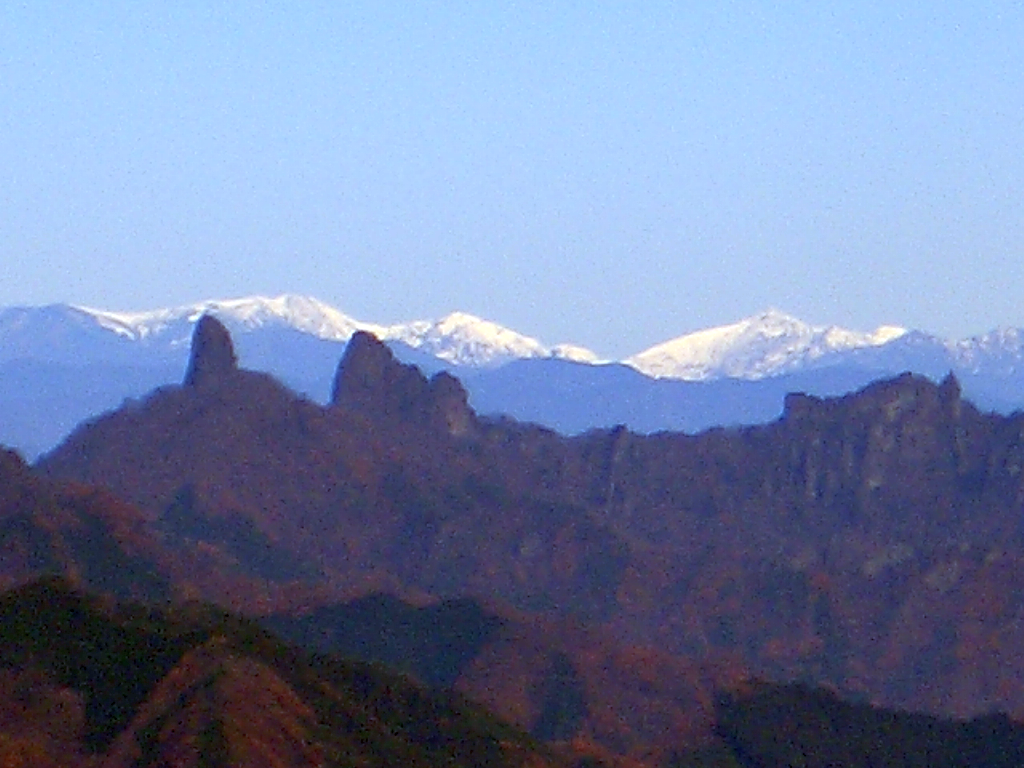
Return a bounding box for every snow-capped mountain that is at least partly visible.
[8,294,1024,462]
[58,295,598,369]
[80,294,376,345]
[380,311,600,367]
[626,309,908,380]
[949,327,1024,376]
[9,295,1024,384]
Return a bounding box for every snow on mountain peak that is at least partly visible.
[626,310,908,381]
[52,296,927,379]
[174,294,378,340]
[551,343,603,364]
[68,296,602,369]
[75,294,378,347]
[381,311,554,367]
[745,308,811,335]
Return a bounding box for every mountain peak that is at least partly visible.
[75,293,373,345]
[744,308,810,333]
[383,312,551,367]
[183,314,238,388]
[436,310,488,327]
[330,331,396,406]
[331,331,475,435]
[68,296,600,368]
[627,310,908,381]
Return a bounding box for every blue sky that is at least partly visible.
[2,2,1023,357]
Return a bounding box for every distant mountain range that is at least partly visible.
[5,295,598,367]
[3,294,1024,458]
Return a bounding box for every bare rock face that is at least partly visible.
[330,331,415,413]
[331,331,475,435]
[183,315,238,389]
[428,371,475,436]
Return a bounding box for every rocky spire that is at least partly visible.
[331,331,475,435]
[939,371,962,403]
[331,332,397,407]
[184,314,238,389]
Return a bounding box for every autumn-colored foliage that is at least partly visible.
[0,577,569,768]
[22,322,1024,762]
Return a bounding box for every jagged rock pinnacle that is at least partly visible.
[939,371,962,402]
[330,331,400,408]
[331,331,475,434]
[184,314,238,388]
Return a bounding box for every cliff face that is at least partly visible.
[35,326,1024,733]
[573,371,1024,716]
[595,371,1018,548]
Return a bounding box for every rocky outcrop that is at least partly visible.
[183,315,237,389]
[331,331,475,435]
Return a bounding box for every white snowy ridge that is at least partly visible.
[626,308,907,381]
[73,295,600,367]
[14,295,1024,380]
[79,295,375,344]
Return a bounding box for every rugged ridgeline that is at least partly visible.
[35,317,1024,758]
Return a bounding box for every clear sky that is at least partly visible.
[2,2,1023,357]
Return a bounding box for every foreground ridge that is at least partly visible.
[4,576,1024,767]
[0,578,566,768]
